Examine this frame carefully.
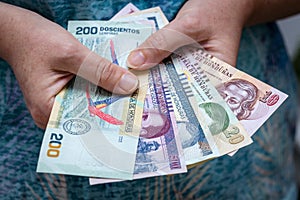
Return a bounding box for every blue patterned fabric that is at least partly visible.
[0,1,299,199]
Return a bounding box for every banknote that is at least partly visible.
[171,50,253,162]
[90,65,187,185]
[112,7,253,163]
[159,58,220,165]
[37,21,153,179]
[90,7,186,184]
[180,47,288,155]
[120,8,285,145]
[114,7,189,169]
[110,3,139,20]
[186,48,288,136]
[162,56,253,165]
[114,7,169,30]
[124,8,288,139]
[116,8,219,165]
[90,9,186,184]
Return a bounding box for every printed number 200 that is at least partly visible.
[47,133,63,158]
[75,26,98,35]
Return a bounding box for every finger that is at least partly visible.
[127,22,199,70]
[74,51,139,95]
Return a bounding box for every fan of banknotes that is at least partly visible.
[36,4,288,185]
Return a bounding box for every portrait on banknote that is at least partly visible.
[215,78,276,122]
[216,78,259,121]
[140,109,171,139]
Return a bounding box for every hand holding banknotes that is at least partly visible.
[1,1,300,199]
[0,3,139,128]
[127,0,300,69]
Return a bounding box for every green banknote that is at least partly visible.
[37,21,153,179]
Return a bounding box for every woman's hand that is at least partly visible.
[0,3,138,129]
[127,0,300,69]
[127,0,252,69]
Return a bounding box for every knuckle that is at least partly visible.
[59,41,80,59]
[95,61,117,87]
[180,15,200,31]
[147,31,169,52]
[174,15,207,42]
[54,40,83,66]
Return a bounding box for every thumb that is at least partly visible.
[127,22,198,70]
[74,51,139,94]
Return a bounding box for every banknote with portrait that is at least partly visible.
[89,8,186,185]
[109,4,253,164]
[171,50,253,161]
[187,48,288,136]
[90,65,187,185]
[180,47,288,155]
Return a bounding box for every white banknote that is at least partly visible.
[37,21,153,179]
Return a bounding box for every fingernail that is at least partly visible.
[127,51,145,68]
[115,73,139,94]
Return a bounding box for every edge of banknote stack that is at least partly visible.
[35,4,289,185]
